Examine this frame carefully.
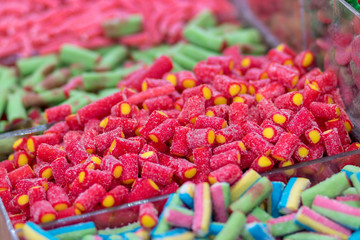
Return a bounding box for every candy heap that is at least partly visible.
[21,165,360,240]
[0,44,358,229]
[0,10,263,133]
[0,0,234,61]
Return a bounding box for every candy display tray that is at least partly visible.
[2,0,360,239]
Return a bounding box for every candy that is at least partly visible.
[109,138,141,158]
[23,222,58,240]
[271,133,300,161]
[322,128,344,156]
[305,126,322,145]
[101,185,128,208]
[274,91,303,111]
[214,211,246,240]
[8,164,35,186]
[295,206,351,240]
[139,202,158,229]
[78,169,112,190]
[325,118,351,146]
[312,195,360,230]
[187,128,215,149]
[44,104,72,123]
[267,63,299,88]
[230,177,272,214]
[278,177,310,214]
[30,200,57,223]
[164,205,194,228]
[119,153,139,185]
[37,144,67,163]
[100,155,124,179]
[208,164,242,184]
[242,132,274,156]
[49,222,97,240]
[230,168,261,202]
[302,172,350,206]
[192,182,212,237]
[159,155,197,180]
[210,182,231,222]
[34,163,53,180]
[128,178,160,202]
[229,102,248,126]
[28,186,46,205]
[26,134,59,156]
[210,149,240,170]
[46,185,70,212]
[170,126,190,157]
[215,124,245,144]
[267,182,285,218]
[246,222,274,240]
[250,155,275,173]
[286,107,314,137]
[13,150,30,168]
[149,119,179,143]
[74,184,107,212]
[143,96,174,113]
[267,213,303,237]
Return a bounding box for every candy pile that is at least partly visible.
[21,165,360,240]
[0,44,358,228]
[0,0,235,61]
[0,10,263,133]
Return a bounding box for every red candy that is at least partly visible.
[149,119,179,143]
[101,185,128,208]
[186,128,216,149]
[250,155,275,172]
[193,147,212,175]
[309,102,340,120]
[47,186,70,211]
[194,115,227,130]
[119,153,139,185]
[208,164,242,184]
[159,154,197,180]
[139,202,158,229]
[286,107,314,136]
[36,144,67,163]
[30,200,57,223]
[142,162,174,186]
[322,128,344,156]
[100,155,124,179]
[143,96,174,113]
[51,157,70,186]
[95,127,124,153]
[8,164,35,186]
[109,138,141,158]
[44,104,72,123]
[74,184,107,212]
[229,102,248,126]
[210,149,240,170]
[242,132,274,156]
[26,134,59,156]
[28,186,46,206]
[271,133,300,161]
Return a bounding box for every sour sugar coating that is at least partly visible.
[309,102,340,120]
[37,144,67,163]
[129,178,160,202]
[170,126,190,157]
[78,169,112,189]
[274,91,303,111]
[230,168,261,202]
[48,221,97,240]
[23,222,58,240]
[286,107,314,137]
[284,232,342,240]
[164,205,194,229]
[30,200,57,224]
[119,153,139,185]
[7,164,35,186]
[242,132,274,156]
[214,211,246,240]
[213,75,241,97]
[295,206,351,240]
[325,118,351,146]
[100,155,124,179]
[101,185,128,208]
[177,95,205,124]
[208,164,242,184]
[99,116,137,133]
[261,123,285,143]
[159,154,197,180]
[26,134,59,156]
[209,149,240,170]
[44,104,72,123]
[267,181,285,218]
[109,138,141,158]
[271,133,300,161]
[192,182,212,237]
[210,182,231,223]
[74,184,107,212]
[12,151,30,169]
[139,202,158,229]
[143,95,174,113]
[304,126,322,145]
[250,155,275,173]
[229,102,248,126]
[28,186,46,205]
[194,115,227,130]
[141,162,174,185]
[266,213,303,237]
[139,111,168,137]
[341,165,360,179]
[182,84,213,101]
[322,128,344,156]
[47,185,70,212]
[312,195,360,230]
[149,119,179,143]
[186,128,215,149]
[193,147,212,175]
[95,127,124,153]
[230,177,272,214]
[178,182,195,209]
[301,172,350,206]
[246,222,275,240]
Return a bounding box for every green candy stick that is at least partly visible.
[82,65,140,91]
[0,88,8,118]
[132,51,154,65]
[21,58,58,87]
[60,44,100,70]
[343,187,358,195]
[249,207,272,222]
[208,23,241,35]
[98,222,140,236]
[34,68,71,93]
[187,10,217,28]
[17,54,57,76]
[301,172,350,207]
[171,51,197,70]
[6,91,27,123]
[229,177,272,214]
[183,25,224,52]
[214,211,246,240]
[103,15,143,38]
[180,44,219,62]
[60,93,93,113]
[96,46,127,71]
[98,88,120,98]
[23,88,66,108]
[284,232,341,240]
[0,67,17,90]
[224,29,262,46]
